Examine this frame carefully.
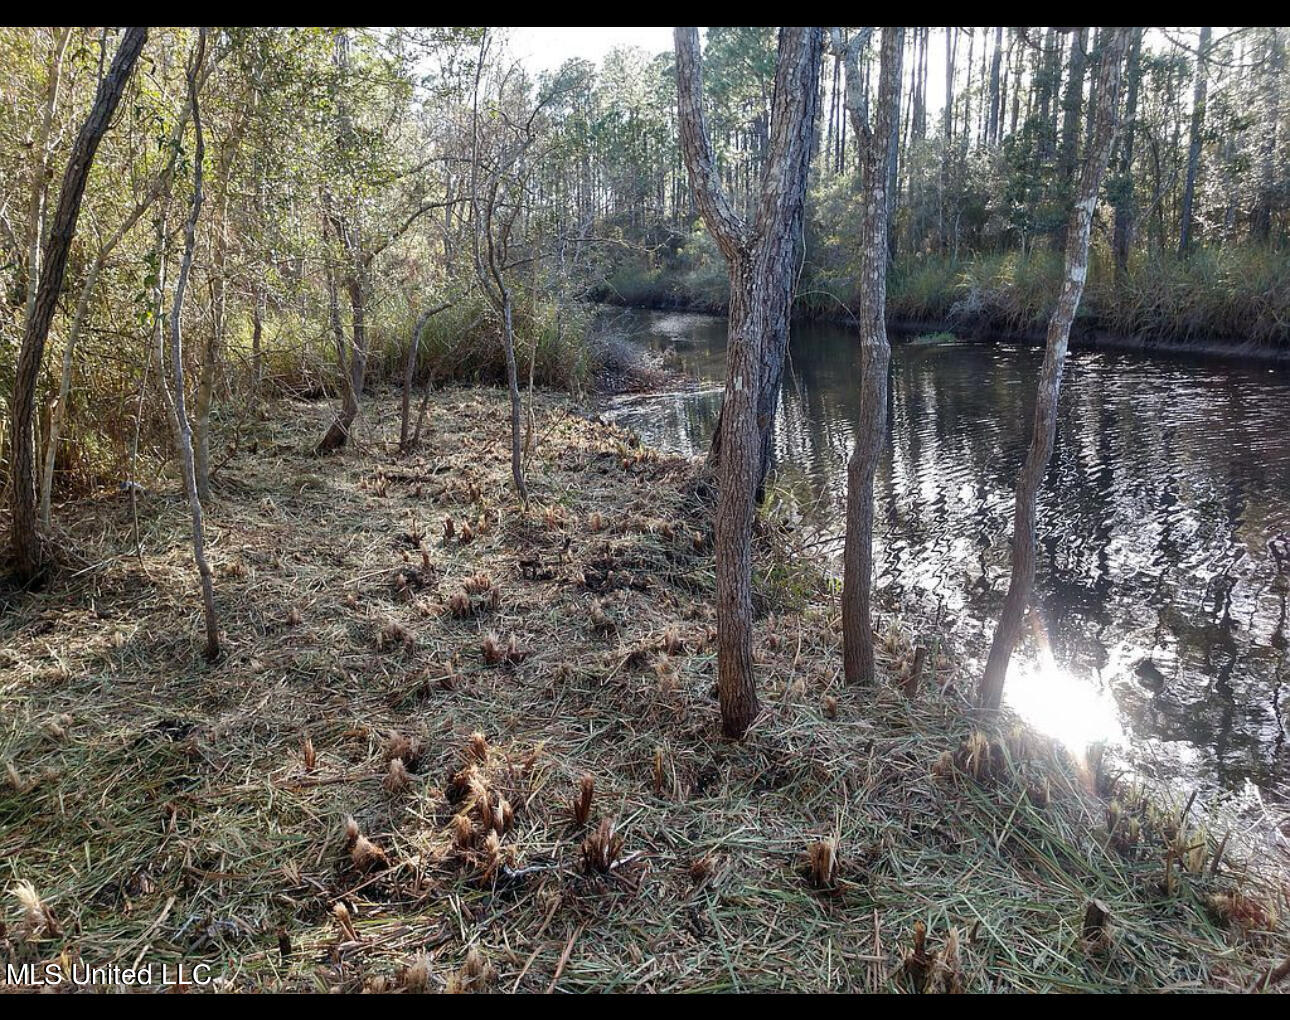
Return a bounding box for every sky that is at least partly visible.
[502,27,1219,123]
[508,27,676,74]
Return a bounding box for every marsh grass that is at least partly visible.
[1,386,1286,992]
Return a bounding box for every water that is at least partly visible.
[601,307,1290,820]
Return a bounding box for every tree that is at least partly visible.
[1111,27,1144,278]
[1178,27,1212,257]
[674,26,823,738]
[979,28,1130,711]
[7,26,147,582]
[156,27,220,661]
[838,27,901,685]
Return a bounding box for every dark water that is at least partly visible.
[602,308,1290,819]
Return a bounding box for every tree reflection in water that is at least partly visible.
[602,308,1290,807]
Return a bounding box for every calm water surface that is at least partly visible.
[601,308,1290,822]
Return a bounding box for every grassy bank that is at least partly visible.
[595,243,1290,352]
[254,295,599,402]
[1,386,1287,992]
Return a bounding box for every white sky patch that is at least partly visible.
[501,27,1225,123]
[509,26,677,74]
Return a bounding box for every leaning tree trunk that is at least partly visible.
[159,28,220,661]
[399,302,450,452]
[39,135,180,529]
[675,26,822,738]
[8,27,147,582]
[979,28,1129,711]
[841,27,902,685]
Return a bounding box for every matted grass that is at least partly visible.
[1,385,1286,992]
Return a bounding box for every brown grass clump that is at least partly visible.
[9,880,60,940]
[448,590,471,618]
[571,774,594,827]
[345,816,390,872]
[448,945,495,993]
[589,600,617,636]
[463,572,492,596]
[400,952,432,992]
[581,817,624,873]
[377,619,415,653]
[1208,890,1278,933]
[383,758,411,795]
[481,633,528,666]
[903,921,962,993]
[805,838,839,890]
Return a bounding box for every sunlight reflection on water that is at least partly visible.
[1004,653,1126,754]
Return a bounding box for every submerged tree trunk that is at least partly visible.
[841,27,902,685]
[675,26,822,739]
[979,28,1128,711]
[159,29,220,661]
[8,27,147,582]
[1178,27,1211,258]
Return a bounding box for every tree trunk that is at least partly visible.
[38,136,180,529]
[675,26,822,739]
[842,27,902,685]
[988,26,1003,144]
[501,290,528,505]
[21,28,71,328]
[251,281,265,393]
[317,207,368,453]
[1054,29,1087,250]
[8,27,147,582]
[400,307,435,451]
[159,29,220,661]
[1252,28,1283,243]
[1112,28,1144,278]
[1178,27,1211,258]
[979,27,1129,711]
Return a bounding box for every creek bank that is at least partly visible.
[0,386,1285,991]
[591,295,1290,365]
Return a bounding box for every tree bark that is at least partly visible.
[1252,29,1283,243]
[21,28,71,328]
[676,26,822,738]
[400,304,448,452]
[158,28,220,661]
[1112,28,1144,278]
[988,26,1003,144]
[842,28,902,685]
[979,27,1129,711]
[1054,29,1087,250]
[1178,27,1211,258]
[8,27,147,582]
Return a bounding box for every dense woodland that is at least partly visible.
[1,26,1288,994]
[2,28,1287,542]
